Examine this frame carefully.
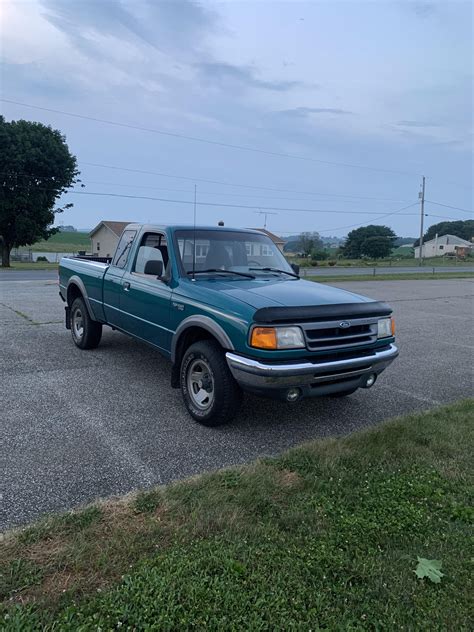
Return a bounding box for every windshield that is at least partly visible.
[175,230,293,277]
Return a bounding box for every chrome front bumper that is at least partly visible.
[226,344,398,397]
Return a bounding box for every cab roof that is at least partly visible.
[124,224,264,235]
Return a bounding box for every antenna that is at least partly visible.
[254,210,277,229]
[192,184,197,281]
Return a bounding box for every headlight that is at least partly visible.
[377,317,395,338]
[250,326,305,349]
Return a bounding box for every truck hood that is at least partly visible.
[180,277,374,311]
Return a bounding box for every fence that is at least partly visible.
[10,249,78,263]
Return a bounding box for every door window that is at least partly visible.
[112,230,136,268]
[132,233,169,275]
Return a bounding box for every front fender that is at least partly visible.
[171,315,235,364]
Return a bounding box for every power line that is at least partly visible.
[1,98,421,177]
[316,202,420,233]
[0,170,413,203]
[425,213,470,220]
[273,209,461,235]
[33,187,423,217]
[82,162,416,199]
[2,161,407,202]
[78,179,414,204]
[3,177,423,217]
[425,200,473,214]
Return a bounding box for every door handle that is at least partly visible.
[123,281,131,291]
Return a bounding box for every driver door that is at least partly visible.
[120,232,173,354]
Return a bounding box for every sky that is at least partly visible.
[0,0,472,238]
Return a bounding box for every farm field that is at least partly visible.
[18,231,90,253]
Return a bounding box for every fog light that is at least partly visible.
[364,373,377,388]
[286,388,301,402]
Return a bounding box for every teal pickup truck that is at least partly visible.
[59,224,398,426]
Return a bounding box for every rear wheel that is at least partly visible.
[70,297,102,349]
[180,340,242,426]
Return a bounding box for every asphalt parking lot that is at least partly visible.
[1,276,473,531]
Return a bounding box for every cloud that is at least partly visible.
[39,1,306,97]
[195,62,310,92]
[414,2,437,18]
[0,61,80,99]
[39,0,217,57]
[279,106,353,117]
[409,2,437,18]
[396,120,441,127]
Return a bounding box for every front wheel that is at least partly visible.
[70,297,102,349]
[180,340,242,426]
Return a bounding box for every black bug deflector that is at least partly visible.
[253,301,392,324]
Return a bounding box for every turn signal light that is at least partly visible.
[391,318,396,336]
[250,327,277,349]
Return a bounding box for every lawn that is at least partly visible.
[17,231,90,253]
[6,262,59,271]
[1,399,472,630]
[296,256,474,268]
[309,271,474,282]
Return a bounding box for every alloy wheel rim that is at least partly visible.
[73,308,84,339]
[187,358,215,410]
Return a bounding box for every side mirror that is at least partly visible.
[291,263,300,275]
[144,259,163,277]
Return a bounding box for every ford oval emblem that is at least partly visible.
[339,321,351,329]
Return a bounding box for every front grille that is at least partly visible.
[301,317,379,352]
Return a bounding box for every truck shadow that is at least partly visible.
[100,329,389,438]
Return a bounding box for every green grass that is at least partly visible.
[18,231,90,253]
[296,256,474,268]
[1,400,473,629]
[308,272,474,282]
[392,245,414,255]
[5,262,59,271]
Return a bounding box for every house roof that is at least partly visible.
[250,228,285,245]
[422,234,473,247]
[89,221,132,238]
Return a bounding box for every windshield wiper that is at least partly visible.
[249,267,299,278]
[187,269,255,279]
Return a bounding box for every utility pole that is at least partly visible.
[418,176,426,266]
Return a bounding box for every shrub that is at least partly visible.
[328,260,337,266]
[36,256,48,262]
[310,249,329,261]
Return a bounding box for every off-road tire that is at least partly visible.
[180,340,242,426]
[70,296,102,349]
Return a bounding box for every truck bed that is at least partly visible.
[59,256,110,323]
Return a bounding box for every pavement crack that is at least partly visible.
[389,294,473,303]
[0,301,39,325]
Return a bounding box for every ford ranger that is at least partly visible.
[59,224,398,426]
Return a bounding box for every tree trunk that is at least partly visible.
[1,242,11,267]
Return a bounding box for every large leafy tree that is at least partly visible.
[342,225,396,259]
[0,116,79,267]
[297,231,323,256]
[413,220,474,247]
[360,235,394,259]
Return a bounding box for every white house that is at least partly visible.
[414,234,473,259]
[89,221,132,257]
[248,228,285,253]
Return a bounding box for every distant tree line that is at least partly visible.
[413,220,474,247]
[284,219,473,262]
